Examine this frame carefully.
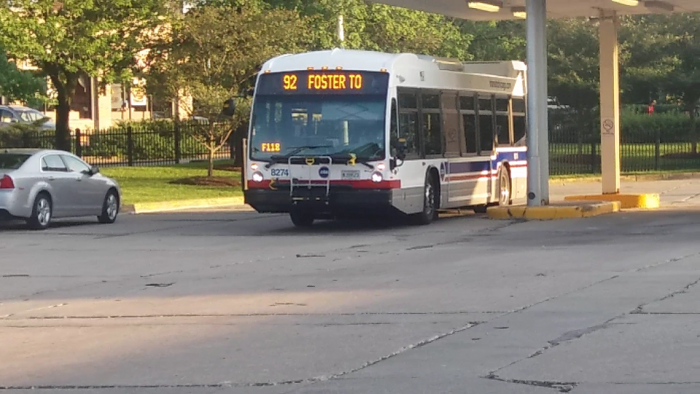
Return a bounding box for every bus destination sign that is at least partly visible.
[256,71,389,96]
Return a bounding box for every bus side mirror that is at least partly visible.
[222,98,236,117]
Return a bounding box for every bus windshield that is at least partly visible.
[249,71,389,162]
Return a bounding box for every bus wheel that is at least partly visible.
[412,173,438,225]
[290,210,314,227]
[498,167,512,206]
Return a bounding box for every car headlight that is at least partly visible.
[371,171,383,183]
[252,171,264,183]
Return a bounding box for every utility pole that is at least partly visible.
[337,15,345,48]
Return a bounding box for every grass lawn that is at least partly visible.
[101,160,242,205]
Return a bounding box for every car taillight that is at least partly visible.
[0,175,15,189]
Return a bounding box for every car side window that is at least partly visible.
[61,155,91,174]
[41,155,68,172]
[0,109,13,123]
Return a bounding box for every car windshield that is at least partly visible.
[250,95,387,162]
[0,153,31,169]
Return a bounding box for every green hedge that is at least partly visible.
[549,109,697,144]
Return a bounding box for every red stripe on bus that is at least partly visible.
[247,179,401,190]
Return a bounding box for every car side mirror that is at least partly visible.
[89,166,100,176]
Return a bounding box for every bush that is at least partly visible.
[79,120,212,161]
[549,107,697,144]
[621,112,695,143]
[0,123,55,149]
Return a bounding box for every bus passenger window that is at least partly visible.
[513,98,527,145]
[399,92,418,109]
[422,113,442,156]
[463,114,477,154]
[478,97,494,153]
[422,94,440,109]
[514,115,527,145]
[496,98,510,146]
[399,112,419,156]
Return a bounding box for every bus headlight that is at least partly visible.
[252,171,264,183]
[371,171,383,183]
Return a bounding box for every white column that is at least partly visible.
[526,0,550,206]
[599,10,621,194]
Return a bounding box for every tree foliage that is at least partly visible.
[0,49,47,106]
[145,3,310,176]
[0,0,168,150]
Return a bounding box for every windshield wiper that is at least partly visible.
[270,145,333,163]
[328,153,375,169]
[284,145,333,157]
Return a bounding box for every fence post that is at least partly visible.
[655,128,661,171]
[174,121,181,164]
[75,128,82,157]
[127,124,134,167]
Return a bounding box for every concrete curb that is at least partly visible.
[550,172,700,184]
[487,201,621,220]
[564,193,660,209]
[122,197,251,214]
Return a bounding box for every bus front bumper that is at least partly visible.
[244,188,396,215]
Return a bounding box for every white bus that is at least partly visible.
[244,49,528,227]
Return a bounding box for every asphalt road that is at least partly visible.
[2,199,700,393]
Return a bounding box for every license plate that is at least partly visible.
[270,168,290,178]
[341,170,360,180]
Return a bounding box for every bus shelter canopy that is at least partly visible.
[371,0,700,20]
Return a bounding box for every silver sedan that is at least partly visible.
[0,149,122,229]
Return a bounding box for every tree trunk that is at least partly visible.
[49,69,77,152]
[208,149,214,177]
[55,95,72,152]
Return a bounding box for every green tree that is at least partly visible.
[266,0,472,59]
[623,14,700,153]
[0,49,47,107]
[0,0,168,151]
[146,3,310,176]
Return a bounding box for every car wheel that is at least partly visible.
[27,193,52,230]
[412,172,438,225]
[98,189,119,224]
[290,210,314,227]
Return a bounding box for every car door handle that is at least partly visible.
[48,176,55,181]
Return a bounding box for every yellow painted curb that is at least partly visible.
[487,201,621,220]
[128,196,248,214]
[564,194,660,209]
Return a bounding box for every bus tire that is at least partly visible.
[290,210,314,227]
[498,166,512,206]
[412,172,438,225]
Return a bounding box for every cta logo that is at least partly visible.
[319,166,330,178]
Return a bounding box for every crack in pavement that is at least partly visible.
[0,322,479,391]
[480,252,700,388]
[483,375,576,393]
[632,275,700,315]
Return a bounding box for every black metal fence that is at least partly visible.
[2,111,700,175]
[0,122,233,167]
[549,108,700,176]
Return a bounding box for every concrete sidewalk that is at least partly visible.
[550,178,700,208]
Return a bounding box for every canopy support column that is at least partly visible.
[525,0,550,206]
[599,10,621,194]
